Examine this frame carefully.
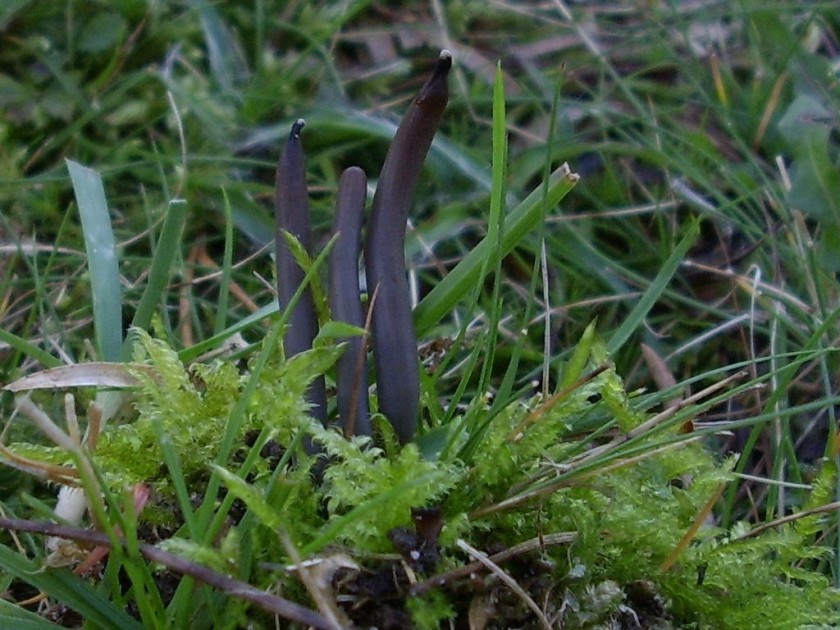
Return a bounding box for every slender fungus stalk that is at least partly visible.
[364,51,451,443]
[275,119,327,424]
[329,166,371,437]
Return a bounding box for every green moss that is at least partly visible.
[7,329,839,627]
[313,428,462,552]
[406,590,456,630]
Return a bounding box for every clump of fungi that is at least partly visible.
[274,50,451,444]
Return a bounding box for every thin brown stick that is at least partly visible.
[195,246,262,313]
[507,364,610,442]
[276,527,347,630]
[410,531,576,596]
[660,481,726,571]
[732,500,840,542]
[0,517,333,630]
[179,243,199,347]
[456,538,552,630]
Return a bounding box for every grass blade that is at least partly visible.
[177,300,278,364]
[188,0,249,95]
[0,597,63,629]
[66,159,122,362]
[0,329,61,369]
[215,189,234,335]
[470,61,509,417]
[0,0,31,27]
[414,164,579,335]
[129,198,188,342]
[0,544,143,630]
[606,219,700,355]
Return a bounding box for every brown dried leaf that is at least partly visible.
[4,363,153,392]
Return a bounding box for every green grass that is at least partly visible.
[2,1,840,627]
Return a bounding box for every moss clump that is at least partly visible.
[6,328,839,628]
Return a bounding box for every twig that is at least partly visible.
[507,364,610,442]
[411,531,576,596]
[0,518,333,630]
[732,500,840,542]
[660,481,726,571]
[276,527,347,630]
[456,538,552,630]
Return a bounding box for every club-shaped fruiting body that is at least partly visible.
[329,166,371,437]
[364,50,451,443]
[275,52,451,443]
[275,119,327,423]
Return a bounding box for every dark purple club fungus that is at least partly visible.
[275,119,327,424]
[364,50,451,443]
[329,166,371,437]
[274,52,451,444]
